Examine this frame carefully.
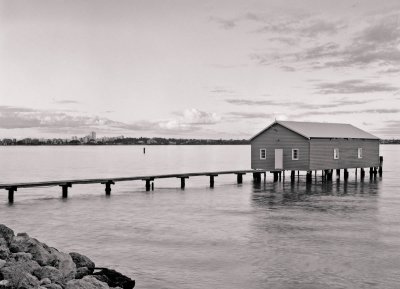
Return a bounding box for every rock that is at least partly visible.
[93,269,135,289]
[0,225,14,246]
[65,276,110,289]
[0,259,41,279]
[6,272,40,289]
[69,252,95,272]
[48,248,76,282]
[43,284,63,289]
[10,234,54,266]
[40,278,51,285]
[0,280,11,288]
[33,266,63,284]
[76,267,91,279]
[92,274,109,284]
[0,259,6,269]
[0,245,11,260]
[12,252,33,262]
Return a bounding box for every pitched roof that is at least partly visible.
[251,121,379,140]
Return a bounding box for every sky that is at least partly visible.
[1,0,400,139]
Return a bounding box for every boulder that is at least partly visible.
[69,252,95,272]
[0,225,14,246]
[76,267,91,279]
[39,278,51,285]
[48,248,76,282]
[93,269,135,289]
[0,259,41,279]
[33,266,63,284]
[5,272,40,289]
[10,234,54,266]
[12,252,33,262]
[65,276,110,289]
[0,280,11,289]
[0,245,9,260]
[0,260,6,269]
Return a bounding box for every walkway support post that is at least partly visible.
[272,172,278,182]
[379,156,383,176]
[6,187,17,204]
[336,169,340,179]
[101,180,115,196]
[178,176,189,189]
[236,173,245,184]
[208,174,218,188]
[344,169,349,180]
[290,170,295,182]
[142,178,153,191]
[361,168,365,179]
[59,183,72,198]
[306,171,312,183]
[253,172,261,184]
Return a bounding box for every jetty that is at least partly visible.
[0,169,269,204]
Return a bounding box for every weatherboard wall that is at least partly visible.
[251,123,309,170]
[309,138,380,170]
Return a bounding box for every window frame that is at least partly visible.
[358,148,363,159]
[333,148,340,160]
[259,148,266,160]
[292,148,299,160]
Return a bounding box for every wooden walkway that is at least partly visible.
[0,170,268,203]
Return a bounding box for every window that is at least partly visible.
[292,149,299,160]
[358,148,363,159]
[260,149,266,160]
[333,148,339,159]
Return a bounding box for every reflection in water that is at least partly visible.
[249,176,395,289]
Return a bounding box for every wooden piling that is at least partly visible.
[207,174,218,188]
[361,168,365,179]
[236,173,244,184]
[290,170,295,182]
[179,176,189,189]
[336,169,340,179]
[101,180,115,196]
[273,172,278,182]
[59,183,72,198]
[379,156,383,176]
[278,172,282,181]
[253,172,261,184]
[306,171,312,183]
[344,169,349,180]
[6,187,17,204]
[143,179,151,191]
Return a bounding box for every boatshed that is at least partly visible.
[250,121,380,172]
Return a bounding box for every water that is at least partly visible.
[0,145,399,289]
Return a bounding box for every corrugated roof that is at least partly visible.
[251,121,379,140]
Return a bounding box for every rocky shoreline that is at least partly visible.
[0,224,135,289]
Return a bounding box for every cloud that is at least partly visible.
[292,108,400,118]
[227,112,272,119]
[369,120,400,137]
[315,79,398,94]
[209,16,237,29]
[225,98,374,108]
[54,100,80,104]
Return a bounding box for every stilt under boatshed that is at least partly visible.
[250,121,382,182]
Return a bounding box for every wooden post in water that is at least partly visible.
[278,172,282,181]
[236,173,244,184]
[59,183,72,198]
[6,187,17,204]
[273,172,278,182]
[290,170,295,182]
[336,169,340,179]
[369,167,373,179]
[379,156,383,176]
[306,171,312,183]
[361,168,365,179]
[179,176,189,189]
[101,180,115,196]
[143,179,151,191]
[253,172,261,184]
[208,174,217,188]
[344,169,349,180]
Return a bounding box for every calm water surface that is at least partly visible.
[0,145,399,289]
